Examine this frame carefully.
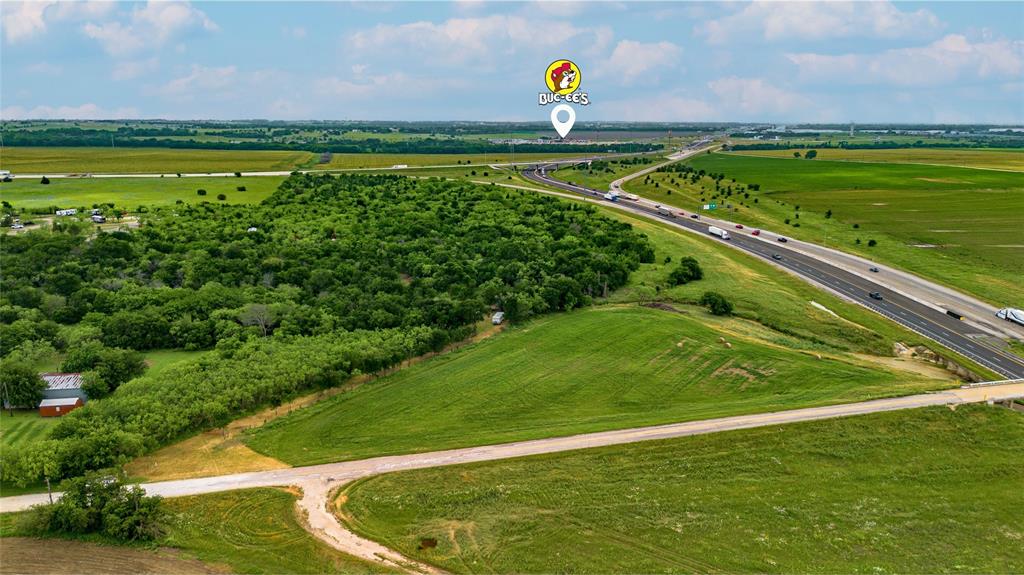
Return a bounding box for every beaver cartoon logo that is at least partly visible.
[539,59,590,106]
[546,60,580,95]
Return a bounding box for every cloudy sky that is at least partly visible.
[2,1,1022,123]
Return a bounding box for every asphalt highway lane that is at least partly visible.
[522,165,1024,379]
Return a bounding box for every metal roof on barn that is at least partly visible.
[39,397,82,408]
[40,373,83,390]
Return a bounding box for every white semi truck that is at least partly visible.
[655,204,675,218]
[996,308,1024,327]
[708,226,731,240]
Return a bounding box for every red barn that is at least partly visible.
[39,397,83,417]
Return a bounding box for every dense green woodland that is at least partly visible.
[0,174,652,484]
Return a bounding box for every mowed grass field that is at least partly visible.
[729,147,1024,171]
[0,411,58,451]
[0,488,389,574]
[341,405,1024,574]
[0,147,315,174]
[580,153,1024,306]
[246,305,944,466]
[0,175,285,209]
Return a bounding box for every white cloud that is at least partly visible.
[83,1,216,56]
[348,15,598,66]
[1,1,113,43]
[156,64,238,100]
[1,103,138,120]
[707,77,812,117]
[599,40,682,84]
[112,57,160,80]
[699,1,941,44]
[788,35,1024,86]
[314,72,465,100]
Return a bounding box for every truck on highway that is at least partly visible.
[708,226,731,240]
[996,308,1024,327]
[604,191,620,202]
[655,204,675,218]
[0,170,12,182]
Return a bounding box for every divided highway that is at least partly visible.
[522,164,1024,379]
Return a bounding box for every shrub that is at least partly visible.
[234,172,242,177]
[237,186,246,192]
[699,291,733,316]
[668,257,703,285]
[27,472,163,542]
[217,194,227,201]
[197,189,207,196]
[40,176,50,185]
[868,239,877,247]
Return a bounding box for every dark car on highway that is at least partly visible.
[869,267,880,273]
[777,237,788,242]
[772,254,783,260]
[869,292,884,300]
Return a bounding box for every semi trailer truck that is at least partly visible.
[708,226,731,240]
[996,308,1024,327]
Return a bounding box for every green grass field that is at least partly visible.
[0,175,285,210]
[320,152,609,170]
[729,148,1024,171]
[0,147,315,174]
[0,410,59,451]
[163,488,390,574]
[341,404,1024,574]
[558,153,1024,306]
[246,305,944,466]
[0,488,389,574]
[601,208,944,356]
[141,349,208,378]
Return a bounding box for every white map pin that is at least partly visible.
[550,104,576,139]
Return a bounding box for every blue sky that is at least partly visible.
[2,1,1022,123]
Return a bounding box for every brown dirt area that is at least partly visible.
[0,537,225,575]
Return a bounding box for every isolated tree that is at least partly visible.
[40,176,50,185]
[217,194,227,201]
[825,209,832,219]
[793,152,801,158]
[197,189,207,196]
[868,239,877,247]
[805,149,818,159]
[699,291,733,316]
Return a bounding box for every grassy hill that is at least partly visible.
[341,404,1024,573]
[246,305,945,466]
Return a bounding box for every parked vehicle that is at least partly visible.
[777,237,788,243]
[869,292,884,301]
[996,308,1024,327]
[751,229,761,236]
[708,226,731,240]
[11,223,24,230]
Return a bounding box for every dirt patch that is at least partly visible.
[642,302,686,314]
[0,537,224,575]
[892,342,983,382]
[417,538,438,550]
[915,177,972,184]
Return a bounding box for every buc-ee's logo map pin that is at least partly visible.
[550,105,576,139]
[539,59,590,139]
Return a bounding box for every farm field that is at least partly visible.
[0,147,315,174]
[727,147,1024,171]
[246,305,945,466]
[142,349,207,378]
[341,404,1024,574]
[319,151,610,170]
[0,488,388,574]
[0,175,285,210]
[565,153,1024,306]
